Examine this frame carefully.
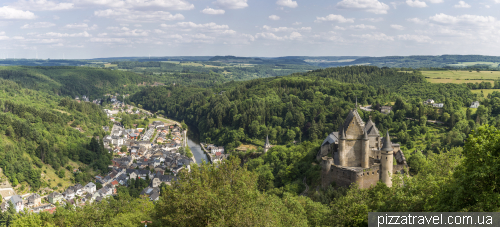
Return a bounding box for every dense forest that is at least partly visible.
[4,128,500,226]
[130,66,477,152]
[0,66,154,99]
[3,62,500,226]
[0,79,111,192]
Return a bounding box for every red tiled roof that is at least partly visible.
[111,180,119,186]
[215,152,222,156]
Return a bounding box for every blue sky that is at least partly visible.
[0,0,499,58]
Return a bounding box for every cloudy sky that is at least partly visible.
[0,0,499,59]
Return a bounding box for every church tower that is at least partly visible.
[380,131,394,187]
[264,135,271,153]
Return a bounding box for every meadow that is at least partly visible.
[471,89,499,98]
[447,61,500,67]
[423,70,500,84]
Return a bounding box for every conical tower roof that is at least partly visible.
[381,131,394,152]
[363,129,369,140]
[339,129,346,140]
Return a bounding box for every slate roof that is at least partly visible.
[338,109,365,133]
[321,132,338,146]
[394,150,407,165]
[150,191,160,201]
[364,117,379,136]
[10,195,22,204]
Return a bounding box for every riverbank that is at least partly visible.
[199,143,214,163]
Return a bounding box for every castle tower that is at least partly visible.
[264,135,271,153]
[380,131,394,187]
[338,129,346,166]
[361,129,370,168]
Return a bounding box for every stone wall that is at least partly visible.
[321,162,408,189]
[344,140,362,167]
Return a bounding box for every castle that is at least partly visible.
[317,109,407,188]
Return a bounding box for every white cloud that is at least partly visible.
[25,38,62,43]
[12,0,74,11]
[315,14,354,23]
[276,0,298,8]
[262,25,311,32]
[64,23,98,30]
[255,32,286,40]
[333,26,346,30]
[454,1,471,8]
[160,22,232,34]
[44,31,91,37]
[292,22,302,25]
[289,32,302,40]
[90,37,130,43]
[352,32,394,41]
[337,0,390,14]
[53,15,60,20]
[398,34,432,42]
[76,0,194,10]
[255,32,302,41]
[429,13,495,25]
[350,24,376,29]
[361,17,383,22]
[391,24,404,30]
[213,0,248,9]
[202,7,225,14]
[0,6,36,19]
[269,15,280,20]
[407,17,428,24]
[95,9,184,22]
[115,29,149,37]
[406,0,427,7]
[21,22,55,29]
[426,0,443,3]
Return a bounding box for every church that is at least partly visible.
[318,108,407,188]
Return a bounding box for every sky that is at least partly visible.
[0,0,499,59]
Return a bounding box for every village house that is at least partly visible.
[48,192,64,205]
[84,182,96,194]
[10,195,24,213]
[27,193,42,208]
[471,101,480,108]
[433,103,444,108]
[424,99,435,105]
[63,188,75,200]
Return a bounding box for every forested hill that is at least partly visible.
[0,66,154,99]
[298,66,425,91]
[0,78,112,192]
[131,66,474,151]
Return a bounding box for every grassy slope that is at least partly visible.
[424,70,500,85]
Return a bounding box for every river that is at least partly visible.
[187,137,208,164]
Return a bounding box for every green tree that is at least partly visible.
[436,125,500,211]
[153,158,311,227]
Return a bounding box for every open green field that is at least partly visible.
[423,70,500,84]
[447,61,500,67]
[471,89,500,98]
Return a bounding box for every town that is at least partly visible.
[0,95,229,214]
